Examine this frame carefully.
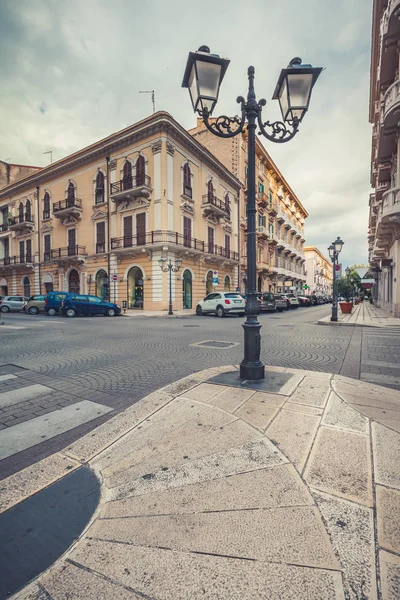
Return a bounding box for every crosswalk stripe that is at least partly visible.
[0,384,53,408]
[0,325,27,330]
[0,375,17,383]
[0,400,112,460]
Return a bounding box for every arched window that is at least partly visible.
[25,199,31,221]
[43,192,50,219]
[224,275,231,292]
[95,171,105,204]
[136,155,145,186]
[23,276,31,298]
[18,202,24,221]
[67,182,75,205]
[224,193,230,218]
[183,164,192,198]
[123,161,132,190]
[207,180,214,201]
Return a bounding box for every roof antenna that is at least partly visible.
[43,151,53,164]
[139,90,155,114]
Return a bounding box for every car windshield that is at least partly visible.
[224,293,242,298]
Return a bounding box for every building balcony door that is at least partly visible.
[182,269,192,309]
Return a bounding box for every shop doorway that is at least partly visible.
[182,270,192,309]
[206,270,213,294]
[0,278,8,296]
[23,277,31,298]
[95,269,109,300]
[127,266,143,309]
[69,269,80,294]
[257,276,262,293]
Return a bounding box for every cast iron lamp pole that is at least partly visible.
[159,257,182,316]
[328,237,344,322]
[182,46,322,380]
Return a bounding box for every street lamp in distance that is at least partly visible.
[159,256,182,316]
[328,237,344,322]
[182,45,322,381]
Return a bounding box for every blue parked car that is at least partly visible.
[45,291,69,316]
[61,294,121,317]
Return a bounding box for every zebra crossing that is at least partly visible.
[0,320,63,331]
[0,375,112,464]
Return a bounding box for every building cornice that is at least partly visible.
[0,112,241,201]
[304,246,332,266]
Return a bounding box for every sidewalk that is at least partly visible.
[122,309,195,318]
[318,301,400,328]
[3,365,400,599]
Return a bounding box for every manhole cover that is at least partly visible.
[190,340,240,349]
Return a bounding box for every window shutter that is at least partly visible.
[26,239,32,262]
[123,216,133,247]
[19,240,24,262]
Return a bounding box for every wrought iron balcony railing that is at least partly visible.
[9,214,34,226]
[111,230,239,261]
[201,195,230,217]
[53,198,82,212]
[50,245,87,259]
[110,175,152,196]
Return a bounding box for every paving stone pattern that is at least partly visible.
[10,365,400,600]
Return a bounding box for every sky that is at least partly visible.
[0,0,372,268]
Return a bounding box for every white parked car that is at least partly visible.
[0,296,29,312]
[286,294,300,308]
[196,292,245,317]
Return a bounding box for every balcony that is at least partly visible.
[8,215,34,233]
[53,198,83,224]
[43,210,51,220]
[256,226,269,240]
[49,246,87,262]
[0,255,34,268]
[96,242,106,254]
[110,230,239,262]
[202,195,230,221]
[181,185,193,201]
[0,223,9,234]
[381,1,400,90]
[110,175,152,203]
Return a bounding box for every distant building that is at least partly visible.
[189,119,308,295]
[368,0,400,316]
[304,246,333,296]
[0,160,41,190]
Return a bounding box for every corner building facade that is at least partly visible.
[0,112,241,310]
[369,0,400,315]
[304,246,333,296]
[189,119,308,295]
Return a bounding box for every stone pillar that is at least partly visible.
[109,253,119,302]
[11,269,17,294]
[152,141,162,230]
[166,142,174,231]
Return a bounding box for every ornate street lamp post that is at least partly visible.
[328,237,344,322]
[159,257,182,316]
[182,46,322,380]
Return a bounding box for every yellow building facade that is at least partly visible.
[0,112,241,311]
[189,119,308,295]
[304,246,333,296]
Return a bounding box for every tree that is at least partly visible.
[337,271,362,300]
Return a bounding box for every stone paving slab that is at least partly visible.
[6,365,400,600]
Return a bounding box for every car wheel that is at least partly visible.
[66,308,76,318]
[28,306,39,315]
[196,305,203,316]
[47,308,57,316]
[216,305,225,318]
[0,305,10,313]
[106,308,116,317]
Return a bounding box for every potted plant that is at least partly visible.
[339,301,353,314]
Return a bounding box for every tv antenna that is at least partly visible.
[44,151,53,164]
[139,90,155,114]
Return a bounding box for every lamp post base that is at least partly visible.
[239,318,265,381]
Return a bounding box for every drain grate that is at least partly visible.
[190,340,240,349]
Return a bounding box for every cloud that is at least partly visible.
[0,0,372,266]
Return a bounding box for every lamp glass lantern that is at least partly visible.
[345,267,350,276]
[328,244,335,260]
[273,58,323,124]
[176,256,182,269]
[158,257,167,268]
[182,46,230,115]
[334,236,344,255]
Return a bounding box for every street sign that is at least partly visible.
[303,284,309,289]
[112,274,118,282]
[212,270,218,285]
[335,264,341,272]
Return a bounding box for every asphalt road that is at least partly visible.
[0,305,376,480]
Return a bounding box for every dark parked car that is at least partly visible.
[310,295,319,306]
[45,291,69,316]
[274,295,287,312]
[298,295,311,307]
[61,294,121,317]
[260,292,276,312]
